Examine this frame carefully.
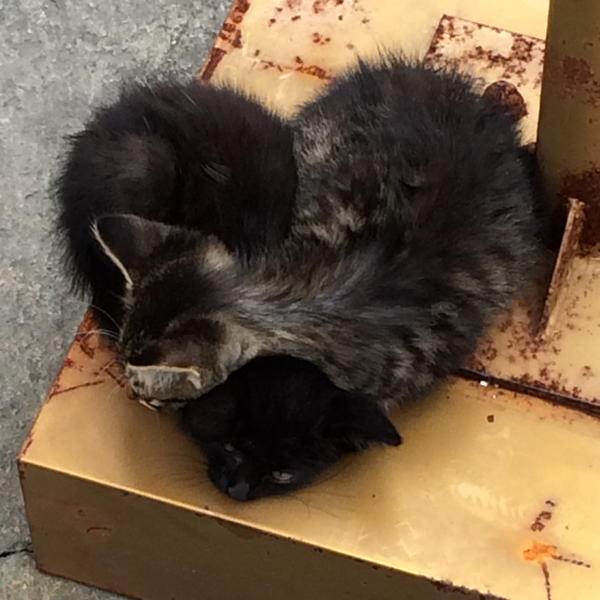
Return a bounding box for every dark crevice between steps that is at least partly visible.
[0,544,33,560]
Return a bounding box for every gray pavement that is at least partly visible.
[0,1,229,597]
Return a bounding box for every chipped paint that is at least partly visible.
[482,81,528,119]
[21,5,600,600]
[523,536,592,600]
[538,198,585,334]
[560,170,600,250]
[530,500,556,532]
[199,0,251,81]
[426,15,544,144]
[49,379,105,398]
[427,16,600,414]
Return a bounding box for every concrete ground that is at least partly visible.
[0,1,228,597]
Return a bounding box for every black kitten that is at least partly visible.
[55,78,400,501]
[89,58,542,504]
[58,59,543,502]
[181,355,400,501]
[55,77,297,332]
[93,58,542,407]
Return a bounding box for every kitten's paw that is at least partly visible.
[138,398,187,413]
[138,398,164,411]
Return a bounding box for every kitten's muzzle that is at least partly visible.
[227,481,250,501]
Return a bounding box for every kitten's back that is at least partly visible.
[55,78,297,327]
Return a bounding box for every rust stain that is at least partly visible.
[486,414,495,423]
[21,431,35,455]
[541,562,552,600]
[298,64,332,80]
[426,15,544,92]
[100,357,127,388]
[482,81,527,119]
[460,369,600,418]
[77,335,96,359]
[312,0,344,13]
[538,198,585,333]
[258,58,332,81]
[50,379,105,398]
[461,190,600,412]
[199,0,251,81]
[104,368,127,388]
[505,373,585,404]
[232,29,243,49]
[530,509,553,532]
[200,48,227,82]
[552,553,592,568]
[312,32,331,45]
[523,540,558,563]
[560,169,600,250]
[562,56,593,86]
[543,53,600,108]
[523,537,592,600]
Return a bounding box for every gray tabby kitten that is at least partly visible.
[95,56,542,411]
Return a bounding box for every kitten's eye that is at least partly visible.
[271,470,295,484]
[223,442,236,453]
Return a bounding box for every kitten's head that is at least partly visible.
[93,214,257,400]
[181,356,402,501]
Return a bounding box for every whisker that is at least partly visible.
[314,462,353,486]
[287,495,341,519]
[88,304,121,330]
[282,493,313,514]
[101,380,127,403]
[76,329,119,341]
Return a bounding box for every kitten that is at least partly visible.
[96,57,542,404]
[56,77,400,500]
[56,77,297,333]
[181,355,400,501]
[92,58,543,502]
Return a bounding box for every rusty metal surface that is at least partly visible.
[538,198,586,335]
[21,2,600,600]
[426,15,545,143]
[536,0,600,246]
[463,239,600,413]
[21,314,600,600]
[425,15,600,413]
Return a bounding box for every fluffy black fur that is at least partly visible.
[57,59,544,501]
[55,78,297,330]
[182,355,400,501]
[55,77,400,502]
[94,58,543,403]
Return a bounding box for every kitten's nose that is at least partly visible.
[227,481,250,501]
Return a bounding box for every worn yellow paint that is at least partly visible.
[20,1,600,599]
[21,314,600,600]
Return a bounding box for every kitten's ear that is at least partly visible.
[92,214,183,287]
[327,393,402,449]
